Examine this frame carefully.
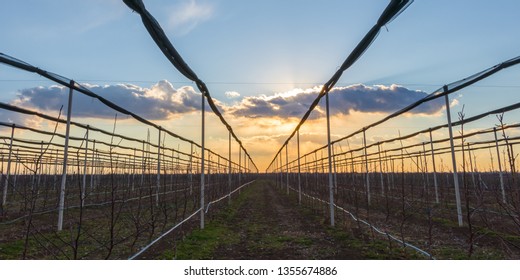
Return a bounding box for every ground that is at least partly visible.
[156,180,420,260]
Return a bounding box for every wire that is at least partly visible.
[267,0,414,171]
[124,0,276,173]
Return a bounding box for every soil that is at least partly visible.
[180,180,370,259]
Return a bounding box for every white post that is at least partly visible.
[1,156,3,194]
[172,149,176,191]
[81,126,89,205]
[444,88,463,226]
[90,140,96,191]
[333,145,338,195]
[304,155,308,199]
[494,127,506,203]
[297,130,302,205]
[325,92,335,226]
[200,91,205,229]
[37,141,43,191]
[228,132,231,204]
[207,153,211,201]
[189,143,193,195]
[2,124,15,206]
[378,143,384,196]
[141,140,145,188]
[429,129,439,203]
[243,153,246,175]
[238,148,242,186]
[58,81,74,231]
[54,148,58,190]
[422,142,429,193]
[236,149,242,195]
[13,150,19,190]
[384,151,391,192]
[155,128,161,206]
[286,144,289,195]
[363,129,370,206]
[279,152,283,189]
[132,148,136,192]
[274,156,278,188]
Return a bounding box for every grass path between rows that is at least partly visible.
[160,180,419,260]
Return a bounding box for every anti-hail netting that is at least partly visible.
[267,56,520,259]
[0,54,256,259]
[2,0,520,259]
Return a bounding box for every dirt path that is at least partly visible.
[180,180,366,259]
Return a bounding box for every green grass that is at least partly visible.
[325,225,423,259]
[0,228,76,259]
[167,225,240,259]
[0,239,26,259]
[165,180,509,260]
[160,185,257,259]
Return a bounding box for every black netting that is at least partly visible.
[267,0,413,169]
[123,0,257,170]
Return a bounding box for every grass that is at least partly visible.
[165,225,240,259]
[0,239,26,259]
[0,194,203,259]
[323,219,422,259]
[160,185,254,259]
[168,180,429,259]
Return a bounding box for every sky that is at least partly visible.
[1,0,520,171]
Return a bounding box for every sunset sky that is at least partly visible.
[1,0,520,171]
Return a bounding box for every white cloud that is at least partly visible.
[228,84,445,119]
[225,91,241,99]
[168,0,214,35]
[2,82,446,129]
[10,80,202,121]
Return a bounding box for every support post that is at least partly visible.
[274,155,278,188]
[378,143,384,196]
[228,132,232,204]
[189,143,193,195]
[81,126,89,205]
[156,127,161,206]
[429,129,439,203]
[422,142,429,192]
[238,148,242,186]
[444,87,463,226]
[90,140,96,191]
[2,124,15,206]
[363,129,371,206]
[58,81,74,231]
[286,144,289,195]
[297,130,302,205]
[333,145,338,195]
[141,140,145,188]
[132,148,136,192]
[325,92,335,226]
[279,152,283,189]
[200,91,205,229]
[494,127,506,203]
[37,141,43,191]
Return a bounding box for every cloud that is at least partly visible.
[228,84,445,119]
[168,0,214,35]
[225,91,240,99]
[4,82,445,130]
[10,80,202,120]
